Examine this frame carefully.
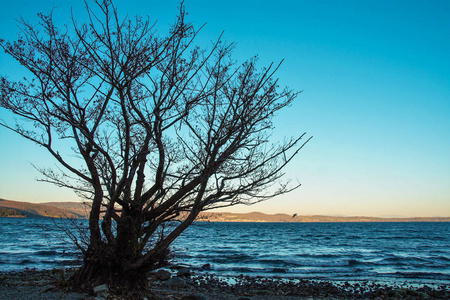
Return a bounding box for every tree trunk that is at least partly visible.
[70,210,170,294]
[70,242,150,295]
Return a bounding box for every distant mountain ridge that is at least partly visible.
[0,199,87,219]
[196,211,450,222]
[0,199,449,222]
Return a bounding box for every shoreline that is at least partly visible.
[2,199,450,221]
[1,268,448,299]
[2,216,450,223]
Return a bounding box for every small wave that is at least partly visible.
[348,259,362,267]
[230,267,265,274]
[345,235,363,240]
[238,234,254,238]
[19,259,35,265]
[433,255,450,262]
[295,253,337,259]
[212,266,263,274]
[210,253,253,264]
[270,268,288,273]
[35,250,58,257]
[379,256,408,266]
[428,236,447,241]
[255,258,289,266]
[391,271,450,281]
[204,248,237,255]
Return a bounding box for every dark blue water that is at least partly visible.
[0,218,82,271]
[174,222,450,285]
[1,218,449,285]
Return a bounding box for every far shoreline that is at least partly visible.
[2,199,449,221]
[1,215,450,222]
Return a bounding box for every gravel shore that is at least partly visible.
[0,268,449,299]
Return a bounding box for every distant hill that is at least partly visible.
[0,199,86,218]
[0,207,26,217]
[196,212,450,222]
[0,199,449,222]
[41,201,90,219]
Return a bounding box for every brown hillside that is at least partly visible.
[42,202,90,219]
[0,199,84,218]
[1,199,449,221]
[196,212,450,223]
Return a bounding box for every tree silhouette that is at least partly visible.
[0,0,310,293]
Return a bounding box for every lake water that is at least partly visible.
[0,218,449,285]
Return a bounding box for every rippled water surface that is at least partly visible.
[174,222,450,284]
[1,218,449,284]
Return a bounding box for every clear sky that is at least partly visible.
[0,0,449,217]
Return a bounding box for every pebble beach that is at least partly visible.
[1,268,449,300]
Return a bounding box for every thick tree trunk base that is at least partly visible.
[70,262,150,296]
[69,247,151,296]
[69,227,171,296]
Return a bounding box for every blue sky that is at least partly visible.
[1,0,449,217]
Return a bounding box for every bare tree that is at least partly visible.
[0,0,310,293]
